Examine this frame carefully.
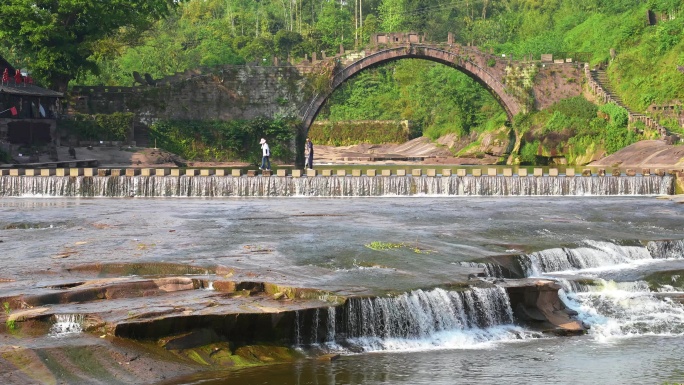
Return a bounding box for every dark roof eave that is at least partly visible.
[0,86,63,98]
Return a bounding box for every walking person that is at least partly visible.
[259,138,271,171]
[305,137,314,169]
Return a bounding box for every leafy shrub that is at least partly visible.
[149,117,296,163]
[59,112,133,141]
[519,140,540,164]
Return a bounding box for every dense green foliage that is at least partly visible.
[1,0,681,163]
[0,0,178,91]
[59,113,135,142]
[149,117,296,163]
[321,60,508,139]
[309,120,409,146]
[515,97,645,165]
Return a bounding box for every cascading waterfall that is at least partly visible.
[453,261,506,278]
[520,240,684,339]
[49,314,85,336]
[0,174,673,197]
[558,278,684,338]
[302,287,529,352]
[518,240,684,276]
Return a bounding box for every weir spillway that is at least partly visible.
[0,174,674,197]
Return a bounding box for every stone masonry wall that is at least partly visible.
[71,65,310,127]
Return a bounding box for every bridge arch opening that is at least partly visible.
[301,49,512,164]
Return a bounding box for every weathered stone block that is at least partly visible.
[381,169,392,176]
[170,169,181,176]
[396,169,406,176]
[306,169,317,177]
[642,168,651,176]
[654,169,665,176]
[352,169,361,177]
[155,168,170,176]
[215,169,227,176]
[425,169,436,177]
[582,169,592,177]
[291,169,303,177]
[626,169,636,176]
[565,168,575,177]
[9,169,25,176]
[441,169,452,177]
[141,168,153,176]
[83,168,97,177]
[277,169,287,177]
[124,169,138,176]
[262,170,272,177]
[518,168,528,177]
[533,168,543,177]
[56,168,68,177]
[412,169,422,176]
[366,169,377,176]
[488,168,497,176]
[472,168,482,177]
[247,170,258,177]
[69,168,83,177]
[40,169,55,176]
[23,169,37,176]
[186,169,199,176]
[322,169,333,176]
[598,169,606,176]
[231,169,242,177]
[97,169,109,177]
[457,169,467,177]
[503,168,513,177]
[549,168,559,177]
[200,169,215,176]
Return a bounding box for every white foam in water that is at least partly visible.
[327,287,538,352]
[49,314,85,337]
[520,240,664,276]
[560,279,684,341]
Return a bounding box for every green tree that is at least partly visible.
[378,0,406,32]
[0,0,180,91]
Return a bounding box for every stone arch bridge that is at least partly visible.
[71,40,583,164]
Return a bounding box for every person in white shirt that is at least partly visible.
[259,138,271,170]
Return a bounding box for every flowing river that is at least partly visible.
[1,195,683,384]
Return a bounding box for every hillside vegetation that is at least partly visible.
[1,0,681,165]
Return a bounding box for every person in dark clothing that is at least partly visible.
[305,137,313,169]
[68,146,76,159]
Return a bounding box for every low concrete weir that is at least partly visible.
[0,174,674,197]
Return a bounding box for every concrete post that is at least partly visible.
[366,169,376,176]
[292,169,303,177]
[472,169,482,177]
[186,169,199,176]
[566,168,575,177]
[170,169,181,177]
[488,168,497,176]
[457,169,467,177]
[412,169,422,176]
[125,169,139,176]
[306,169,317,177]
[277,169,287,177]
[518,169,528,177]
[442,169,452,177]
[352,169,361,177]
[155,168,170,176]
[337,170,347,176]
[381,169,392,176]
[231,169,242,177]
[200,169,215,176]
[533,168,543,177]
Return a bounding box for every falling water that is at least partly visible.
[49,314,85,336]
[518,240,684,276]
[559,279,684,339]
[310,287,529,352]
[0,175,673,197]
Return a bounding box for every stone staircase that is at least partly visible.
[587,66,675,141]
